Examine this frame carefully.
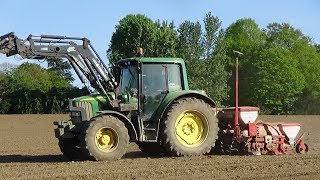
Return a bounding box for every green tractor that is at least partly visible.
[60,57,219,161]
[0,33,219,161]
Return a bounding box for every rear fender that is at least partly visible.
[98,110,138,142]
[157,91,216,119]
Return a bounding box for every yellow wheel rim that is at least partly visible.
[95,127,118,152]
[175,110,208,147]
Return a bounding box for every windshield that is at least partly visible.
[120,65,138,94]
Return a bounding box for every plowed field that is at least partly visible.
[0,115,319,179]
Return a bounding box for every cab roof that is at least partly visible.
[116,57,185,65]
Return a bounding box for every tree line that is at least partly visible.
[0,63,87,114]
[0,12,319,114]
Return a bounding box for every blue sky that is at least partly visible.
[1,0,319,85]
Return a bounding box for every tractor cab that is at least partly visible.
[115,57,188,121]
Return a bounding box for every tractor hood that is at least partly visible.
[72,93,116,103]
[71,93,116,119]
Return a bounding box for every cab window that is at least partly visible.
[167,64,182,91]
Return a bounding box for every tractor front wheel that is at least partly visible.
[80,116,129,161]
[159,98,219,156]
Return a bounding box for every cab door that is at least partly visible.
[141,64,167,122]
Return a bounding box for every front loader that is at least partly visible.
[0,32,308,161]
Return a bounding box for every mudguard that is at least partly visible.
[98,110,138,142]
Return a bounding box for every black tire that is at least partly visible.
[79,115,129,161]
[58,137,83,160]
[296,143,309,154]
[159,98,219,156]
[136,142,167,157]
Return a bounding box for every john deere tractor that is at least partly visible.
[0,32,218,161]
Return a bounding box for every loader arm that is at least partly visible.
[0,32,118,104]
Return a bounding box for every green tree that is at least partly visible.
[176,20,203,101]
[0,98,9,113]
[9,63,70,92]
[224,20,319,114]
[0,72,8,96]
[177,12,229,105]
[224,18,266,106]
[295,89,320,114]
[225,18,266,55]
[0,63,73,114]
[202,12,222,59]
[202,12,229,104]
[22,92,31,114]
[316,44,320,53]
[107,14,158,62]
[249,48,305,114]
[47,57,74,82]
[176,21,203,60]
[265,23,320,114]
[0,72,10,113]
[51,95,61,114]
[108,14,178,63]
[154,20,177,57]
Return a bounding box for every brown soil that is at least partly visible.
[0,114,319,180]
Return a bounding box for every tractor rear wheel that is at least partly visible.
[159,98,219,156]
[80,116,129,161]
[136,142,167,157]
[58,137,83,160]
